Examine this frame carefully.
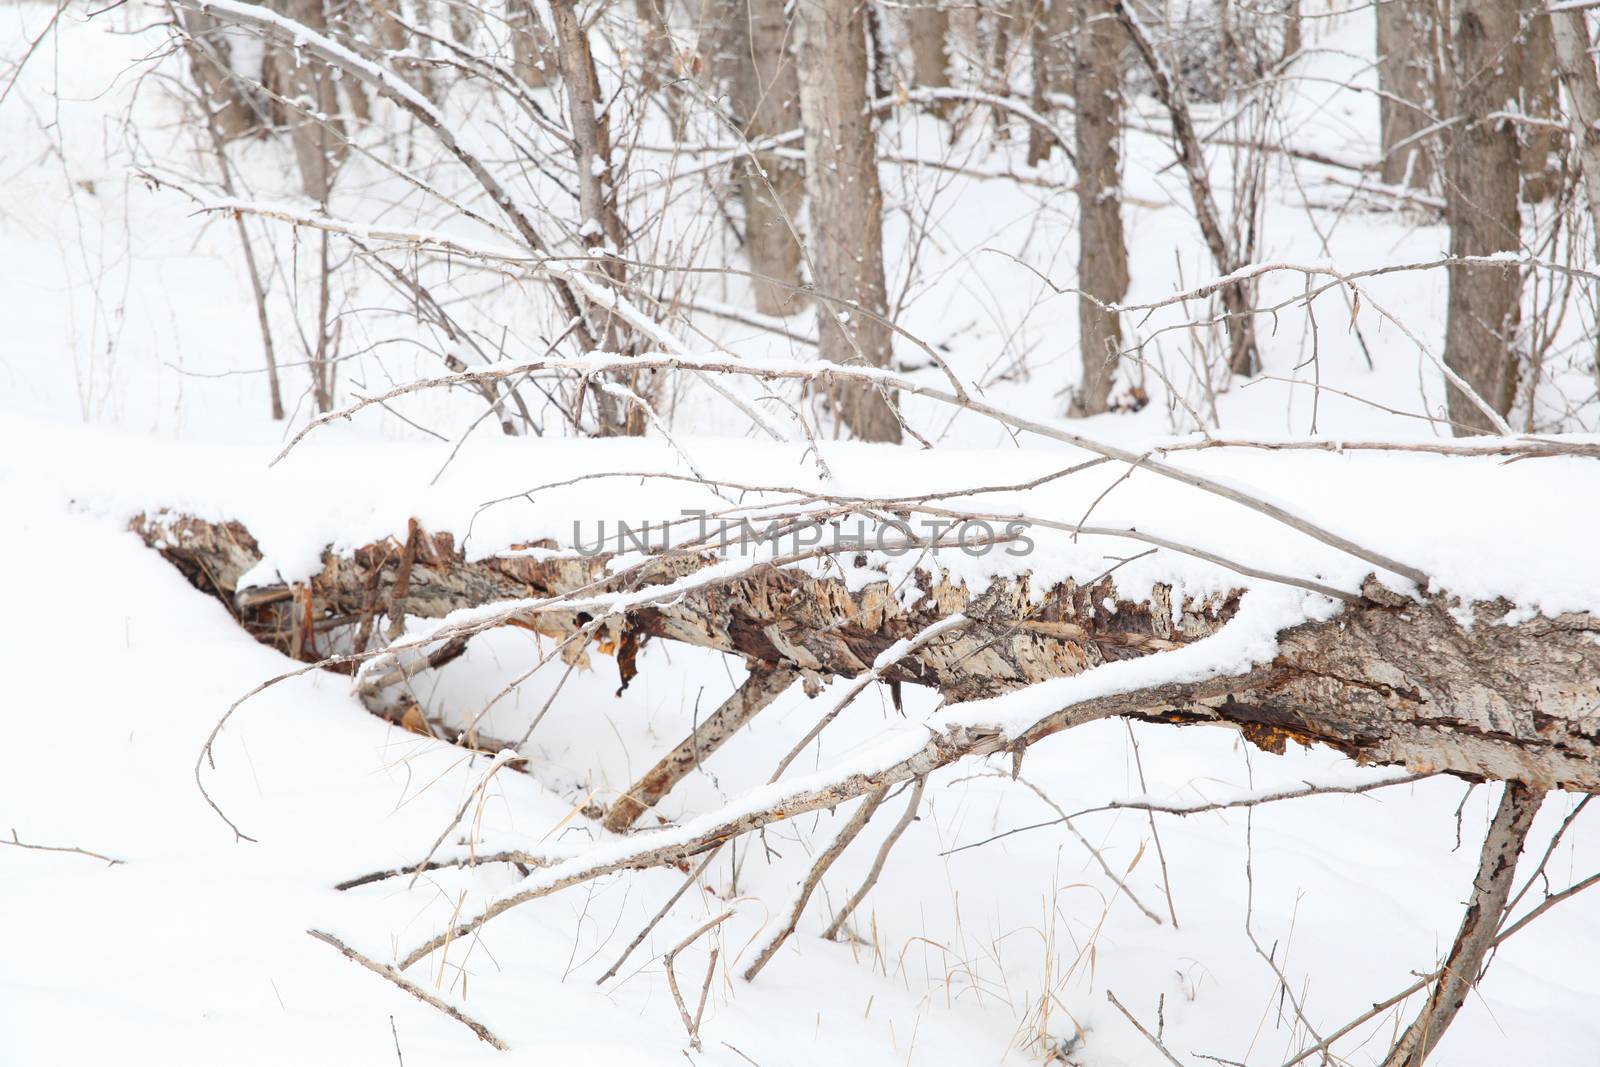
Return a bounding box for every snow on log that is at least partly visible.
[133,512,1600,792]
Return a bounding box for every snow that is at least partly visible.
[3,2,1600,1065]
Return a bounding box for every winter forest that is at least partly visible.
[4,0,1600,1061]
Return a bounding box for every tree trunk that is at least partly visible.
[795,0,902,442]
[1026,0,1072,166]
[908,0,952,93]
[266,0,347,202]
[1550,4,1600,394]
[550,0,637,435]
[1519,0,1562,204]
[176,9,267,142]
[1551,7,1600,242]
[509,0,555,87]
[633,0,674,94]
[1442,0,1522,434]
[725,0,808,316]
[1376,0,1436,190]
[368,0,439,101]
[1068,0,1127,415]
[135,512,1600,793]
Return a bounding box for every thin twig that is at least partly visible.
[597,845,724,984]
[4,830,123,867]
[743,787,890,981]
[823,776,927,940]
[306,929,509,1051]
[1107,990,1186,1066]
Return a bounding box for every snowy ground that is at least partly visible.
[4,3,1600,1065]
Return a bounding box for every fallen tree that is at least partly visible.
[135,511,1600,793]
[132,492,1600,1060]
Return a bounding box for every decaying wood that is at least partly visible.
[603,665,799,832]
[134,512,1600,794]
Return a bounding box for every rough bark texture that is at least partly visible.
[795,0,902,442]
[1379,782,1544,1067]
[723,0,808,316]
[135,513,1600,793]
[1442,0,1523,434]
[1069,0,1128,416]
[1375,0,1436,190]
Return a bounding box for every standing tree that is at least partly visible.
[1069,0,1128,415]
[1375,0,1436,190]
[795,0,902,442]
[509,0,555,87]
[1442,0,1523,433]
[908,0,953,95]
[1027,0,1073,166]
[1520,0,1562,203]
[724,0,808,315]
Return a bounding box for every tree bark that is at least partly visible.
[1551,6,1600,247]
[1375,0,1436,190]
[135,513,1600,793]
[724,0,808,316]
[1027,0,1073,166]
[266,0,347,202]
[176,8,267,142]
[908,0,953,95]
[508,0,555,87]
[1442,0,1523,434]
[603,665,799,832]
[1549,3,1600,393]
[1379,782,1545,1067]
[550,0,638,435]
[795,0,902,442]
[1520,0,1562,204]
[1068,0,1128,415]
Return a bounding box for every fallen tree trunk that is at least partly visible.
[134,512,1600,793]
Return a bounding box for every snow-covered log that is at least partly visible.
[134,512,1600,792]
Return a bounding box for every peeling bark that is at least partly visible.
[135,513,1600,793]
